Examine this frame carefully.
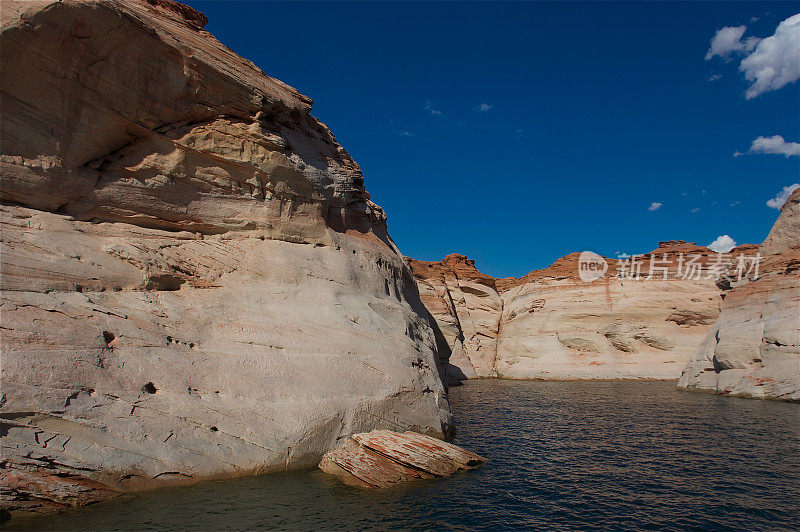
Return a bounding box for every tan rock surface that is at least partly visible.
[678,189,800,401]
[410,242,727,381]
[409,255,502,379]
[318,429,485,488]
[0,0,451,519]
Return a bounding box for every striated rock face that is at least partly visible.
[678,189,800,401]
[0,0,451,518]
[318,429,485,488]
[410,242,727,381]
[408,255,502,379]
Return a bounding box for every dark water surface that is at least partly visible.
[12,381,800,531]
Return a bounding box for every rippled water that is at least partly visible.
[12,381,800,531]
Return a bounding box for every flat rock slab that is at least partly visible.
[319,430,485,488]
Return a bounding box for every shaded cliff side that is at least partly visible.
[0,0,451,519]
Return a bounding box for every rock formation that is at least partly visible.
[319,429,485,488]
[678,189,800,401]
[410,241,736,381]
[410,255,502,380]
[0,0,452,519]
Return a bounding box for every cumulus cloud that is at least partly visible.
[708,73,722,81]
[476,103,493,112]
[748,135,800,157]
[691,207,701,213]
[766,183,800,209]
[648,202,662,211]
[705,25,760,60]
[740,14,800,98]
[707,235,737,253]
[704,14,799,98]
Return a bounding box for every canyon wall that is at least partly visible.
[678,189,800,401]
[411,198,798,402]
[0,0,451,518]
[410,242,731,382]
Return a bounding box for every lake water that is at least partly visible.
[12,381,800,531]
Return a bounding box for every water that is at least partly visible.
[11,381,800,531]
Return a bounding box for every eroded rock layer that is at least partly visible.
[410,242,729,382]
[0,0,451,518]
[318,429,485,488]
[678,189,800,401]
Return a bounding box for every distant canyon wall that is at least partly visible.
[411,198,799,401]
[410,242,725,382]
[0,0,451,519]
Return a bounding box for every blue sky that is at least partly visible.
[186,1,799,277]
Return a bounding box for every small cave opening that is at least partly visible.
[142,382,158,394]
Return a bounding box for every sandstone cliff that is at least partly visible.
[678,189,800,401]
[0,0,451,518]
[410,242,730,382]
[409,255,501,379]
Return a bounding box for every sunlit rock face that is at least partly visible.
[410,242,727,382]
[0,0,452,518]
[679,189,800,402]
[408,255,502,380]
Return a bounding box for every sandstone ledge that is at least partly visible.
[319,430,485,488]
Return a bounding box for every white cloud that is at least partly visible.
[705,25,760,60]
[708,73,722,81]
[476,103,493,112]
[707,235,737,253]
[730,201,741,207]
[424,100,443,116]
[733,151,744,157]
[740,14,800,99]
[766,183,800,209]
[648,202,662,211]
[691,207,701,213]
[748,135,800,157]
